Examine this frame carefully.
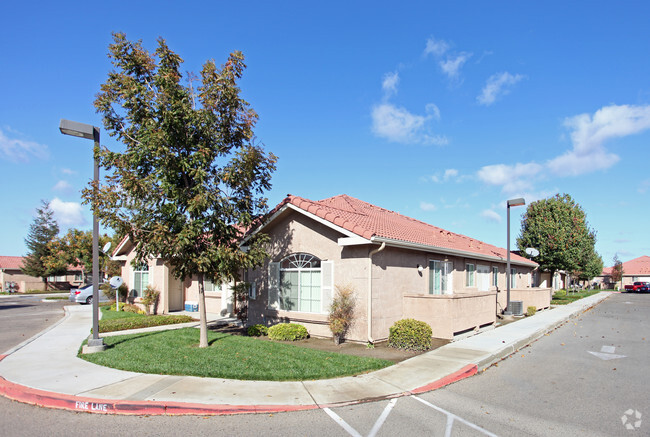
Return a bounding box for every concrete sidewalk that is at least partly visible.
[0,292,612,415]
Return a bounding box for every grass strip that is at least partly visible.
[98,305,195,332]
[551,289,600,305]
[80,328,393,381]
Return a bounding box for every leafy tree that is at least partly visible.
[22,201,64,290]
[517,194,598,284]
[87,33,276,347]
[611,254,624,289]
[44,229,120,282]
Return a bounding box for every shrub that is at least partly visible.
[268,323,309,341]
[102,283,130,302]
[98,314,195,333]
[328,284,356,345]
[388,319,432,351]
[142,286,160,315]
[527,306,537,317]
[247,324,268,337]
[108,303,141,313]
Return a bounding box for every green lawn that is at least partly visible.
[551,289,600,305]
[98,305,195,332]
[80,328,393,381]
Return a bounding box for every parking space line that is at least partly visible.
[412,396,498,437]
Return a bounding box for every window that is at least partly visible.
[510,268,516,288]
[74,273,83,282]
[466,263,476,287]
[429,260,453,295]
[133,264,149,298]
[279,253,321,312]
[477,265,490,291]
[492,266,499,287]
[204,279,218,293]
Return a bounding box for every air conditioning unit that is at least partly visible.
[510,300,524,316]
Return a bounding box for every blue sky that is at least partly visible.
[1,1,649,266]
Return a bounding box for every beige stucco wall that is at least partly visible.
[403,292,497,339]
[247,208,541,343]
[496,287,552,313]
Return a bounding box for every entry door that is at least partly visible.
[477,265,490,292]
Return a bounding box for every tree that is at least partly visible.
[516,194,598,285]
[611,254,624,290]
[44,229,120,283]
[22,201,64,290]
[87,33,276,347]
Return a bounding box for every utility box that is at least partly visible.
[510,300,524,316]
[184,301,198,312]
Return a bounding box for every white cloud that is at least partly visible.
[420,201,437,211]
[53,180,73,192]
[547,104,650,176]
[439,53,472,79]
[477,162,544,194]
[382,71,400,97]
[443,169,458,180]
[481,209,502,223]
[477,72,525,106]
[424,37,449,57]
[50,197,87,227]
[371,103,447,145]
[0,128,49,162]
[61,168,76,175]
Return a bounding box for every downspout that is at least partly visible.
[367,242,386,344]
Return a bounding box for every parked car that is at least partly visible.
[69,284,109,304]
[624,282,649,292]
[638,283,650,293]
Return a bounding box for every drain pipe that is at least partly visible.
[367,242,386,344]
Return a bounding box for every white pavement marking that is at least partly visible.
[323,407,363,437]
[324,396,497,437]
[412,396,498,437]
[368,398,397,437]
[588,345,627,360]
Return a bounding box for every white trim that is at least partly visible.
[338,236,372,246]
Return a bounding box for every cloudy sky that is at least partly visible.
[1,1,649,265]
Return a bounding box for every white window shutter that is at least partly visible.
[320,261,334,314]
[268,262,279,309]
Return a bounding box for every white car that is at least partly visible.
[69,284,109,304]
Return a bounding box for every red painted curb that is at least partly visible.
[0,377,318,416]
[409,364,478,395]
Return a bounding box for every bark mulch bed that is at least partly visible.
[209,323,450,363]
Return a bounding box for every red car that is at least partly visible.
[625,282,649,292]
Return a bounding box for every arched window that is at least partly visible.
[133,263,149,298]
[279,253,321,312]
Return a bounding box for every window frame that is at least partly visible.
[278,253,322,313]
[429,259,454,295]
[466,263,476,288]
[492,266,499,288]
[132,263,150,298]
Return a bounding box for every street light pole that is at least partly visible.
[504,197,525,315]
[59,119,105,351]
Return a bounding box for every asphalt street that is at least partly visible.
[0,292,646,436]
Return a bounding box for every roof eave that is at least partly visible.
[370,236,538,267]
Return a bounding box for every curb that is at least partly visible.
[0,362,479,416]
[0,292,611,416]
[2,305,72,356]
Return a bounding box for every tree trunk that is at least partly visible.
[198,273,208,348]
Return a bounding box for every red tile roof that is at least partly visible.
[602,255,650,276]
[0,256,24,270]
[275,194,536,266]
